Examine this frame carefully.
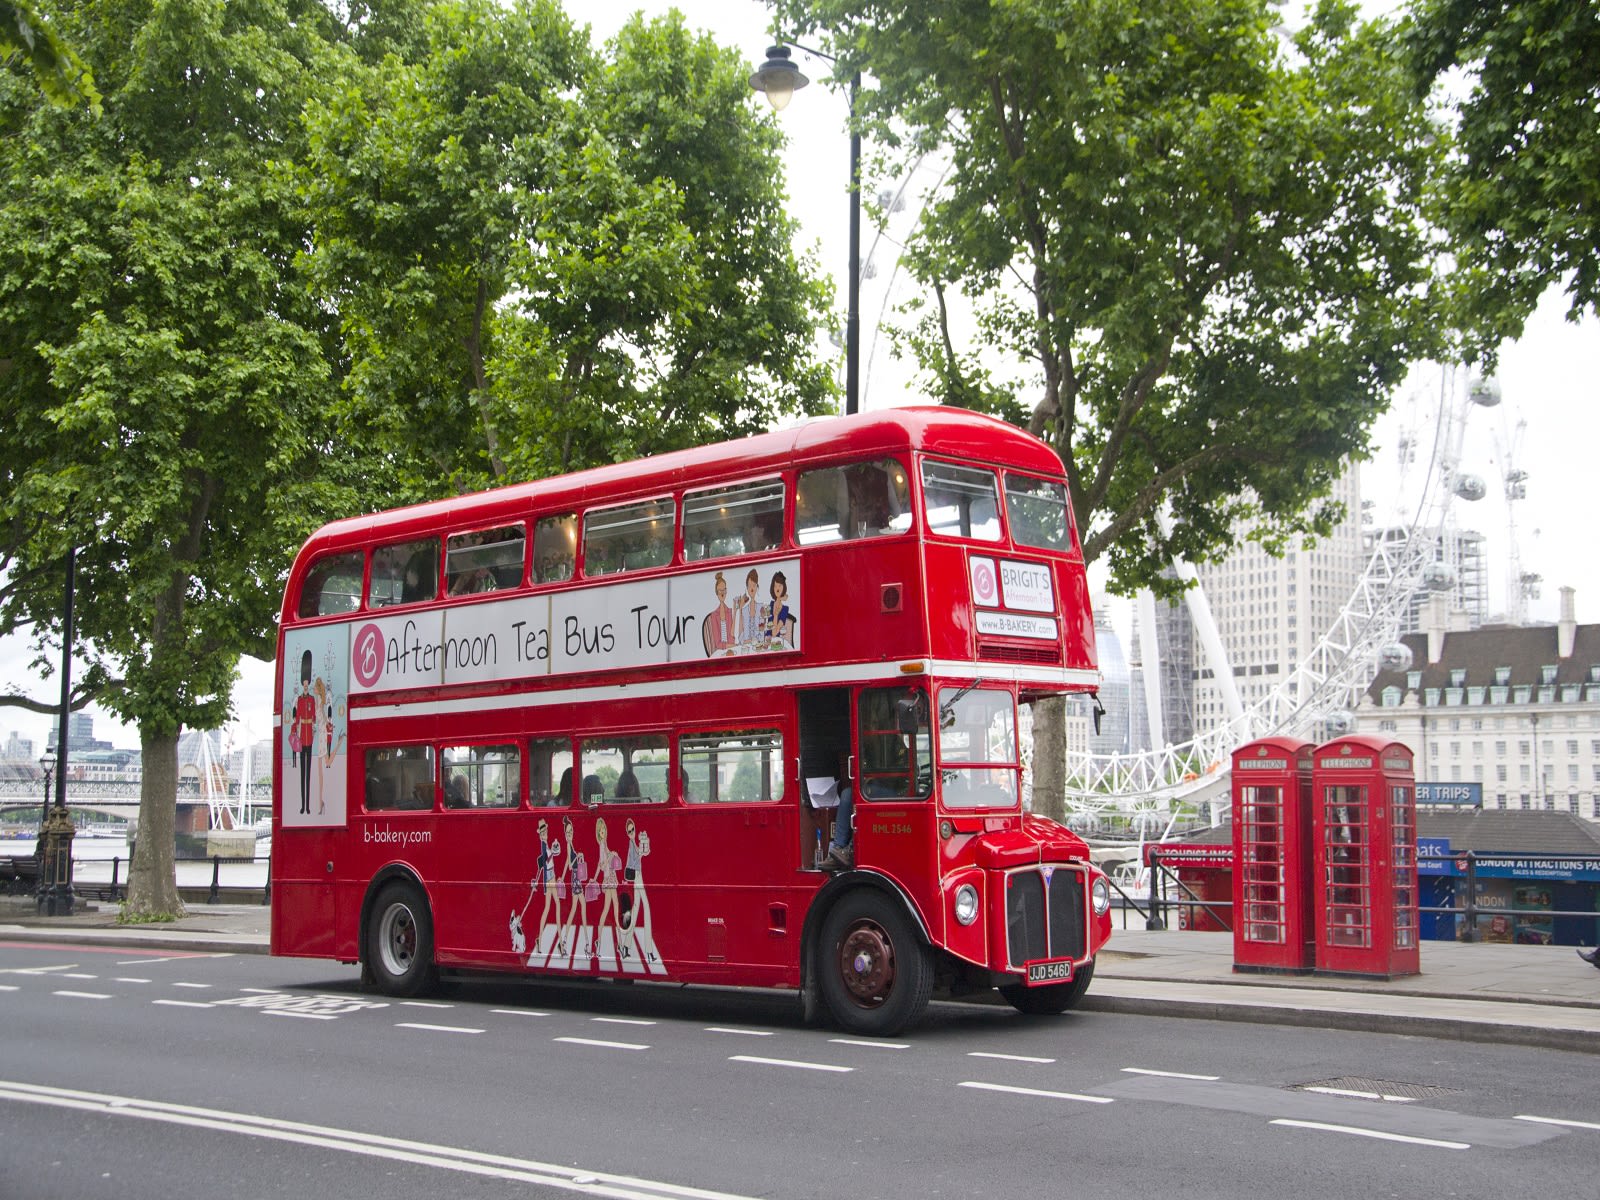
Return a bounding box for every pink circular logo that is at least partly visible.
[352,623,385,689]
[972,561,997,604]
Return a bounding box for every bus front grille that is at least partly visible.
[1005,866,1087,966]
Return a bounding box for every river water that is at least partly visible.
[0,834,270,891]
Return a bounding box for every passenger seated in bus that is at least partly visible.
[680,768,694,803]
[444,773,470,808]
[549,767,573,806]
[614,769,641,799]
[581,774,604,806]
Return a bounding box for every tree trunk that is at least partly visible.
[125,725,184,918]
[1029,695,1069,825]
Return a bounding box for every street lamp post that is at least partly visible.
[36,546,77,916]
[750,44,862,417]
[38,752,55,828]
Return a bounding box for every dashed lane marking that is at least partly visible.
[729,1056,851,1073]
[1303,1086,1415,1104]
[172,982,212,989]
[153,1000,215,1009]
[1271,1118,1468,1150]
[114,977,151,984]
[705,1028,774,1037]
[829,1038,908,1050]
[959,1081,1113,1105]
[1516,1115,1600,1132]
[1122,1067,1221,1081]
[970,1052,1054,1064]
[555,1036,650,1051]
[397,1022,484,1034]
[400,1000,454,1009]
[592,1017,656,1027]
[490,1009,549,1017]
[62,973,98,980]
[52,990,111,1000]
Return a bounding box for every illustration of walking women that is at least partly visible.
[623,818,654,964]
[733,567,763,647]
[593,818,625,962]
[293,651,316,815]
[311,677,346,814]
[555,815,590,964]
[517,818,564,962]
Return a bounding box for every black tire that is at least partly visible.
[366,882,439,998]
[816,890,933,1037]
[999,961,1094,1015]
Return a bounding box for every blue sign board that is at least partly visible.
[1416,782,1482,806]
[1414,837,1600,882]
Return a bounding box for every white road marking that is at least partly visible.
[172,982,212,990]
[62,973,98,980]
[6,965,75,975]
[264,1011,338,1021]
[1303,1086,1414,1104]
[237,988,282,995]
[397,1022,483,1034]
[1516,1114,1600,1132]
[959,1081,1113,1105]
[0,1079,765,1200]
[400,1000,453,1009]
[114,977,152,984]
[153,1000,215,1009]
[115,958,188,965]
[829,1038,908,1050]
[1122,1067,1220,1081]
[729,1056,852,1073]
[705,1028,774,1037]
[970,1052,1055,1064]
[0,985,17,992]
[491,1009,550,1017]
[592,1017,656,1026]
[555,1037,649,1051]
[1271,1119,1468,1150]
[52,990,111,1000]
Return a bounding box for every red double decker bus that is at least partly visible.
[271,407,1110,1035]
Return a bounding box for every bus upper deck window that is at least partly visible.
[922,461,1002,541]
[795,460,911,545]
[447,524,524,595]
[369,538,439,607]
[532,514,577,584]
[1004,474,1071,551]
[683,480,785,561]
[297,551,364,618]
[583,499,674,577]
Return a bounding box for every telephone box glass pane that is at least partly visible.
[1323,784,1372,948]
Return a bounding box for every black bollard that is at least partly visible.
[208,855,220,905]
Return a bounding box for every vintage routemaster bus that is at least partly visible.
[271,407,1111,1035]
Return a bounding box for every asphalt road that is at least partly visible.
[2,940,1595,1200]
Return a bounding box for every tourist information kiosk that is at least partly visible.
[1311,736,1419,978]
[1231,737,1314,973]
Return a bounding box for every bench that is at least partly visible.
[1,855,41,895]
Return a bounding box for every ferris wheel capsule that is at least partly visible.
[1452,473,1487,501]
[1423,561,1457,591]
[1377,642,1414,672]
[1468,375,1502,406]
[1325,710,1356,736]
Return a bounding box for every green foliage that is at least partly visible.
[1404,0,1600,353]
[774,0,1451,594]
[1,0,99,111]
[299,3,835,499]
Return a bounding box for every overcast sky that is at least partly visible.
[2,0,1593,756]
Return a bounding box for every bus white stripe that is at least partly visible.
[347,660,1098,722]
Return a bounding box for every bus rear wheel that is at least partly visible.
[999,961,1094,1015]
[366,882,439,997]
[817,891,932,1037]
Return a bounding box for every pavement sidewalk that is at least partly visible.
[3,898,1597,1053]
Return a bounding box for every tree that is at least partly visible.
[299,2,835,496]
[773,0,1451,813]
[1404,0,1600,352]
[2,0,99,111]
[0,0,358,916]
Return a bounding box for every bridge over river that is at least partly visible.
[0,779,269,830]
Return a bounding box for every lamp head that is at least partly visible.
[749,44,809,112]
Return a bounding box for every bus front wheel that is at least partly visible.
[999,961,1094,1015]
[817,891,932,1037]
[366,882,440,997]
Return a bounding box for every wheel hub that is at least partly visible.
[838,920,894,1007]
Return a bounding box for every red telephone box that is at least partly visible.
[1231,737,1314,973]
[1312,735,1419,978]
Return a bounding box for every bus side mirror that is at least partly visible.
[896,695,923,736]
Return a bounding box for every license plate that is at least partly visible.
[1024,958,1074,986]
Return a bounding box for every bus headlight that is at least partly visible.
[953,884,980,926]
[1091,876,1111,915]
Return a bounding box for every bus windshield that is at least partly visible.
[937,687,1019,809]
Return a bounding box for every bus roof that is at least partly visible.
[301,406,1064,552]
